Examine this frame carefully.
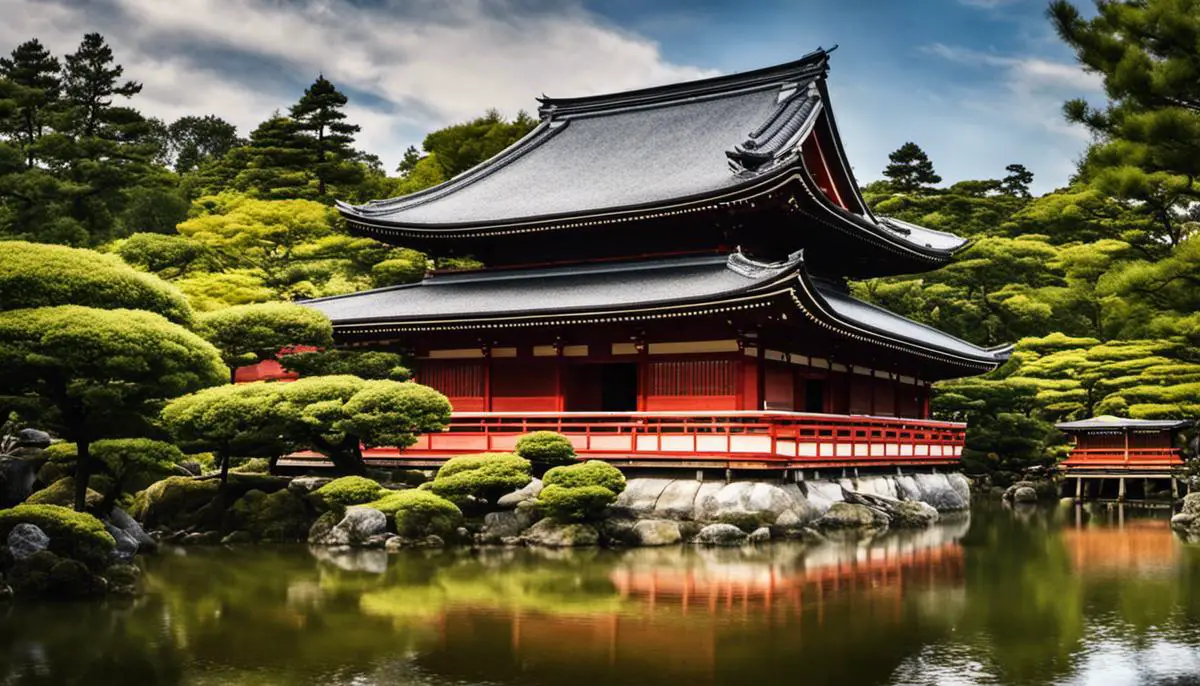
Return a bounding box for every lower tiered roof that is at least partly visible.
[304,252,1010,373]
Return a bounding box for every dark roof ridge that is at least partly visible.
[537,49,829,118]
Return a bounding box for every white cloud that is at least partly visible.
[0,0,716,170]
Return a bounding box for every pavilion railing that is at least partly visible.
[376,411,966,468]
[1062,447,1185,467]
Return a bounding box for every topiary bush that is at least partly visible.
[514,431,577,466]
[543,460,626,493]
[537,484,619,522]
[367,490,462,538]
[311,476,386,509]
[536,461,627,523]
[0,504,115,569]
[430,453,531,505]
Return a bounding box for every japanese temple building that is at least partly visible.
[297,49,1012,474]
[1057,416,1191,501]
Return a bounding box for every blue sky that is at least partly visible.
[2,0,1101,194]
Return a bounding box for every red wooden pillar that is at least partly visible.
[553,338,565,412]
[635,334,648,411]
[756,345,766,411]
[481,343,493,412]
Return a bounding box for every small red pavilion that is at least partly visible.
[1057,415,1191,501]
[298,49,1011,474]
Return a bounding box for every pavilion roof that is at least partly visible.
[337,49,966,263]
[1055,415,1192,431]
[304,252,1009,371]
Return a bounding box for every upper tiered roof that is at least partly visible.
[339,49,968,275]
[1056,416,1192,432]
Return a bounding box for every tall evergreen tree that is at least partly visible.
[882,142,941,192]
[60,32,142,139]
[1001,164,1034,198]
[289,75,361,196]
[234,114,313,200]
[166,115,241,173]
[0,38,60,168]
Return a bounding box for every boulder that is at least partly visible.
[1180,492,1200,516]
[597,516,639,546]
[481,509,536,542]
[384,536,406,552]
[747,527,771,544]
[226,488,314,542]
[108,508,157,553]
[103,563,140,596]
[104,521,139,562]
[912,473,968,511]
[631,519,682,546]
[7,523,49,560]
[415,535,445,548]
[653,480,702,519]
[288,476,334,495]
[0,456,42,508]
[521,519,599,547]
[15,428,51,448]
[311,507,388,547]
[814,502,889,531]
[180,531,222,545]
[1012,486,1038,504]
[947,473,972,505]
[496,478,543,509]
[891,500,940,528]
[693,523,748,547]
[221,531,253,544]
[45,558,106,599]
[615,478,673,513]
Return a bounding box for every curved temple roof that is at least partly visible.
[304,252,1009,372]
[337,50,967,263]
[1056,416,1192,431]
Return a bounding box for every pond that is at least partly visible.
[1,504,1199,685]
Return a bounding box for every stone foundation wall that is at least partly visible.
[613,472,970,529]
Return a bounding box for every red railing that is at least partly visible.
[304,411,966,471]
[1063,447,1184,470]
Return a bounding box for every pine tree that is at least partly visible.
[234,114,314,200]
[0,38,60,168]
[882,142,940,193]
[60,32,141,139]
[289,75,361,196]
[1001,163,1034,198]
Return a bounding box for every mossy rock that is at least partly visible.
[26,478,104,508]
[103,563,141,596]
[46,558,107,599]
[365,490,462,538]
[129,476,220,531]
[715,511,773,532]
[226,489,314,542]
[0,505,114,570]
[307,508,345,545]
[231,457,271,475]
[36,460,72,486]
[310,476,386,510]
[8,550,59,596]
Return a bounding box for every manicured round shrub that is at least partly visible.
[514,431,577,466]
[537,484,619,522]
[368,490,462,538]
[0,504,115,569]
[430,453,531,505]
[311,476,386,509]
[543,460,626,494]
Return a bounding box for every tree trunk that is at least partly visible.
[219,451,230,489]
[73,438,92,512]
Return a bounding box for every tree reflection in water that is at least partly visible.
[0,506,1196,685]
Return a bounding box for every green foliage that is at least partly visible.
[537,484,618,522]
[280,349,410,380]
[226,488,312,541]
[365,489,462,538]
[290,75,363,197]
[430,453,531,505]
[418,109,537,180]
[128,475,219,530]
[39,439,184,508]
[535,461,626,522]
[514,431,577,466]
[311,476,386,508]
[0,504,114,568]
[197,302,333,369]
[542,460,626,494]
[0,240,194,325]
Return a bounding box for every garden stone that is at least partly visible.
[1012,486,1038,504]
[501,536,523,546]
[315,507,388,547]
[180,531,221,545]
[814,502,889,531]
[496,478,543,509]
[7,523,49,560]
[221,531,253,545]
[109,508,157,552]
[104,521,139,562]
[15,429,51,448]
[615,478,673,513]
[653,480,702,519]
[0,457,41,508]
[1180,493,1200,516]
[631,519,682,546]
[384,536,407,552]
[363,534,391,549]
[693,523,748,546]
[482,510,536,542]
[521,519,599,547]
[288,476,333,495]
[748,527,771,543]
[891,500,940,528]
[415,535,445,548]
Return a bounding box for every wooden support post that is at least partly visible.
[1118,477,1126,502]
[1172,477,1180,501]
[1144,478,1151,501]
[1123,429,1130,463]
[1075,476,1082,502]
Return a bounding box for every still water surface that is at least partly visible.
[1,504,1199,686]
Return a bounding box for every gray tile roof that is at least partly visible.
[338,50,967,260]
[1056,415,1192,431]
[304,251,1006,368]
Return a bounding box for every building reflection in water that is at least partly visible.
[1061,505,1180,577]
